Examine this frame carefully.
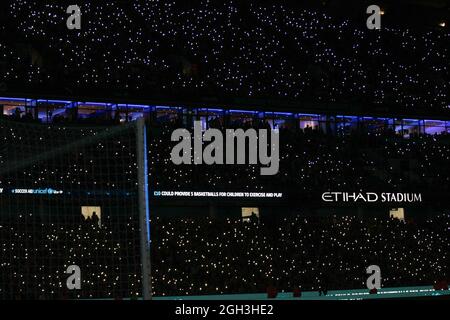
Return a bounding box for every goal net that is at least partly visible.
[0,117,150,300]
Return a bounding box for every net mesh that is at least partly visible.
[0,119,143,299]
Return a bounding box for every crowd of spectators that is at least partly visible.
[2,211,447,298]
[0,0,449,300]
[0,213,142,300]
[2,111,449,200]
[0,103,449,299]
[0,117,138,191]
[151,214,449,296]
[149,117,450,199]
[0,1,448,110]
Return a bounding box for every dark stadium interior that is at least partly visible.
[0,0,449,300]
[0,0,448,114]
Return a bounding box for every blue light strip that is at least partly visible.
[118,104,151,109]
[424,120,445,124]
[297,113,319,117]
[80,102,114,106]
[337,115,358,119]
[273,112,293,116]
[37,99,72,104]
[0,97,30,101]
[403,118,420,122]
[362,117,390,120]
[156,105,179,110]
[198,108,224,112]
[229,109,258,114]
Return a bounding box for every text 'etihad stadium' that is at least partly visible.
[322,192,422,203]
